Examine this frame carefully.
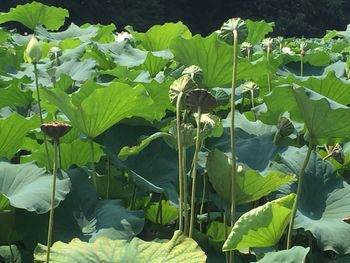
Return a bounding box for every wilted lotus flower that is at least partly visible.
[41,121,72,141]
[24,35,42,63]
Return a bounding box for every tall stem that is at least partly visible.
[267,48,272,92]
[189,107,202,237]
[182,146,189,235]
[300,55,304,77]
[107,156,111,199]
[176,92,184,232]
[286,142,313,249]
[89,139,97,189]
[46,139,59,263]
[34,63,51,170]
[199,174,207,232]
[229,29,238,263]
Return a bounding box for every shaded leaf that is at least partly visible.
[256,246,309,263]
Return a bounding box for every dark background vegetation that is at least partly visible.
[1,0,350,37]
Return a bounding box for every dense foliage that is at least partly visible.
[1,0,350,37]
[2,1,350,263]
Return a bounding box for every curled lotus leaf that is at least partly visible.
[217,18,248,45]
[182,65,204,85]
[169,75,197,106]
[185,89,218,113]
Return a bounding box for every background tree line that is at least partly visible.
[1,0,350,37]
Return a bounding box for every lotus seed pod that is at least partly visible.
[41,121,72,141]
[182,65,203,85]
[262,38,274,53]
[24,35,42,63]
[217,18,248,45]
[185,89,218,113]
[169,75,197,106]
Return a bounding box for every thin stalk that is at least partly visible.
[224,208,229,263]
[89,139,97,189]
[34,63,50,170]
[250,90,256,121]
[267,48,272,92]
[176,92,184,232]
[129,185,137,210]
[182,146,189,235]
[300,55,304,77]
[46,139,59,263]
[247,48,251,62]
[189,107,202,237]
[156,193,164,225]
[199,174,207,232]
[272,130,280,144]
[107,156,111,199]
[229,29,239,263]
[286,142,313,249]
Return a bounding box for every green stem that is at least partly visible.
[250,90,256,121]
[247,48,251,61]
[176,92,184,232]
[156,193,164,225]
[189,107,202,237]
[182,145,189,235]
[224,208,229,263]
[229,29,239,263]
[129,184,137,210]
[267,48,272,92]
[89,139,97,189]
[107,156,111,199]
[286,142,313,249]
[34,63,51,170]
[199,174,207,233]
[46,139,59,263]
[272,130,280,144]
[300,55,304,77]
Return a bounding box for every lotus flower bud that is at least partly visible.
[24,35,42,63]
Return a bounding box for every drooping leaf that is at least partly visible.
[260,85,350,144]
[0,162,71,214]
[42,82,154,138]
[118,132,174,160]
[0,113,39,159]
[133,22,191,51]
[256,246,310,263]
[275,146,350,254]
[0,2,68,30]
[34,230,206,263]
[245,20,274,45]
[206,149,295,204]
[145,200,178,225]
[36,23,98,43]
[222,194,295,251]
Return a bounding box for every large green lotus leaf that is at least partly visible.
[207,149,295,204]
[207,112,282,171]
[222,194,295,251]
[133,22,191,51]
[22,139,104,170]
[0,81,32,109]
[142,51,170,77]
[34,230,206,263]
[0,113,39,159]
[0,162,71,214]
[0,2,68,30]
[256,246,309,263]
[170,33,269,88]
[245,20,274,45]
[42,82,154,138]
[275,146,350,254]
[260,85,350,144]
[275,71,350,105]
[36,23,98,43]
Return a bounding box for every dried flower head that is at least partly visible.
[41,121,72,141]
